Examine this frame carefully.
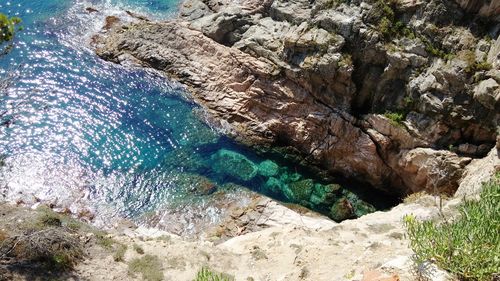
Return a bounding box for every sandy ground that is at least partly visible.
[74,198,449,281]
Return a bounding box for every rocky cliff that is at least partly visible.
[93,0,499,196]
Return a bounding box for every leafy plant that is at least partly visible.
[194,267,234,281]
[0,13,21,43]
[367,0,414,40]
[0,13,22,55]
[404,174,500,281]
[424,41,453,60]
[383,111,405,127]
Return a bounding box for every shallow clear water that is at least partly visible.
[0,0,385,234]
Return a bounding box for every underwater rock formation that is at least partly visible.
[94,0,499,197]
[211,149,259,181]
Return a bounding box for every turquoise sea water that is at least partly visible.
[0,0,389,232]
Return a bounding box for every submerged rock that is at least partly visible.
[310,183,341,207]
[257,160,279,177]
[211,149,258,181]
[263,177,284,194]
[171,173,217,195]
[286,179,314,203]
[177,112,220,146]
[162,147,208,173]
[330,198,355,221]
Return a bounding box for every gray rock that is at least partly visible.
[269,0,311,24]
[190,9,251,45]
[180,0,213,20]
[473,78,500,110]
[314,10,358,39]
[488,35,500,69]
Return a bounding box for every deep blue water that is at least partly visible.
[0,0,385,233]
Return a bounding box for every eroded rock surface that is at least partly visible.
[94,0,499,196]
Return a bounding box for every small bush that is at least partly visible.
[461,50,492,74]
[133,243,145,254]
[194,267,234,281]
[0,228,83,270]
[338,54,353,68]
[424,40,453,60]
[113,243,127,262]
[383,111,405,127]
[367,0,414,40]
[37,210,63,228]
[128,254,164,281]
[404,175,500,281]
[0,13,21,43]
[95,231,115,249]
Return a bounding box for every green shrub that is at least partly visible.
[423,39,453,60]
[37,210,63,228]
[194,267,234,281]
[128,254,164,281]
[113,243,127,262]
[404,175,500,281]
[383,111,405,127]
[369,0,413,40]
[133,243,145,254]
[461,50,492,74]
[0,13,21,43]
[95,231,115,249]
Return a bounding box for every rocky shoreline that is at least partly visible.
[1,149,497,280]
[93,0,499,198]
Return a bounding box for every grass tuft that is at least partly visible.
[128,254,164,281]
[383,111,405,127]
[113,243,127,262]
[461,50,492,74]
[133,243,145,254]
[194,267,234,281]
[404,174,500,281]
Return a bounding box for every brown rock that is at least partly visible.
[93,0,499,198]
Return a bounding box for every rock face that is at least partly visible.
[454,0,500,21]
[94,0,500,196]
